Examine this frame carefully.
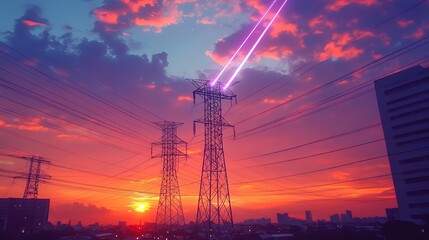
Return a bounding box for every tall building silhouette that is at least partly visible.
[374,65,429,223]
[345,210,353,222]
[305,210,313,223]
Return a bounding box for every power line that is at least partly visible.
[229,0,428,115]
[248,174,391,194]
[0,76,152,146]
[239,138,384,169]
[0,103,149,153]
[0,128,139,166]
[188,52,429,151]
[233,36,429,127]
[0,41,164,126]
[232,123,381,162]
[230,145,427,187]
[233,54,429,140]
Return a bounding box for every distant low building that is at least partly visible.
[73,221,83,232]
[259,233,294,240]
[88,222,99,231]
[242,217,271,225]
[277,213,289,226]
[386,208,400,221]
[0,198,50,235]
[118,220,127,231]
[330,214,340,223]
[144,222,157,231]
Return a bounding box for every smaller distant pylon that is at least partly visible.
[23,156,50,199]
[10,155,51,199]
[152,121,187,231]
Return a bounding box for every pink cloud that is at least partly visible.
[336,80,349,85]
[331,171,351,181]
[317,33,364,61]
[372,54,382,59]
[18,118,49,132]
[245,0,267,14]
[0,118,49,132]
[378,32,391,46]
[22,58,39,67]
[354,30,375,40]
[270,18,298,38]
[135,15,179,30]
[405,24,429,40]
[326,0,377,12]
[214,3,241,18]
[22,20,47,27]
[51,67,68,77]
[197,17,216,25]
[397,19,414,28]
[92,1,184,33]
[0,120,13,128]
[121,0,156,13]
[309,15,336,32]
[146,84,156,89]
[262,95,292,104]
[205,49,235,65]
[174,0,197,3]
[257,45,293,60]
[93,9,123,24]
[134,2,183,32]
[162,87,173,92]
[177,96,193,102]
[56,134,90,142]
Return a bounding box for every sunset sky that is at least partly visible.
[1,0,429,225]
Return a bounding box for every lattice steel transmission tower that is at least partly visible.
[192,80,236,240]
[2,154,50,198]
[19,156,50,199]
[152,121,187,230]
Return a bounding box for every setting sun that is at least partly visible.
[134,203,147,213]
[129,200,151,213]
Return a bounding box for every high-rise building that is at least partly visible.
[330,214,340,223]
[0,198,50,234]
[277,213,289,226]
[374,65,429,223]
[345,210,353,222]
[340,214,347,222]
[305,210,313,223]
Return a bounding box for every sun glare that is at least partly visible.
[129,199,151,213]
[134,203,146,213]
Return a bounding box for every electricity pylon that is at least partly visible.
[152,121,187,230]
[191,80,236,240]
[22,156,50,199]
[5,155,51,199]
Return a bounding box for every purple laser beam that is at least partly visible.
[223,0,289,90]
[210,0,277,86]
